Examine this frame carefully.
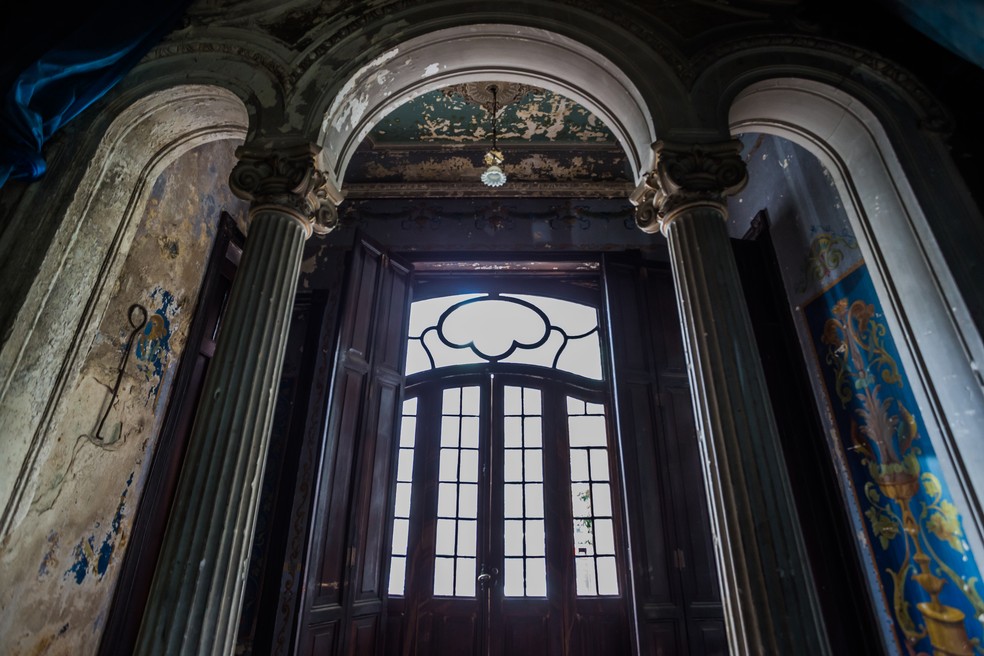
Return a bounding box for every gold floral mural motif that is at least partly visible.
[798,231,859,293]
[822,295,983,656]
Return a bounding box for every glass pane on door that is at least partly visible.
[502,386,546,598]
[567,396,619,596]
[435,386,481,597]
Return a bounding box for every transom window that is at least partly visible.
[405,292,603,379]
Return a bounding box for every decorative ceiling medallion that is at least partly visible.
[444,81,539,113]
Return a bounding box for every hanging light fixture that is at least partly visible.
[480,84,507,188]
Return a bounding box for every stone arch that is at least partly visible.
[135,32,293,139]
[311,24,668,187]
[0,84,249,539]
[688,36,953,140]
[728,77,984,561]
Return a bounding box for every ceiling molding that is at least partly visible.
[358,139,626,152]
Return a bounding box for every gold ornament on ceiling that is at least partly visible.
[444,81,539,114]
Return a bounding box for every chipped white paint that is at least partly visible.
[323,47,401,141]
[317,25,657,185]
[333,93,369,133]
[369,47,400,71]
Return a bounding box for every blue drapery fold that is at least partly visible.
[0,3,189,189]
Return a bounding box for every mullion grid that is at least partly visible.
[503,386,546,598]
[568,396,619,596]
[434,386,479,597]
[388,397,418,596]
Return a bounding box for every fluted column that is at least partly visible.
[136,144,338,655]
[633,140,830,654]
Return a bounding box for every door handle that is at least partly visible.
[477,565,498,585]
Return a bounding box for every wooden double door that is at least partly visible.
[388,372,631,656]
[280,245,725,656]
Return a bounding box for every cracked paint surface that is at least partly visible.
[349,85,630,184]
[0,140,249,655]
[371,87,616,144]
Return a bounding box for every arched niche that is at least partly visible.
[0,84,248,540]
[315,24,660,188]
[729,77,984,563]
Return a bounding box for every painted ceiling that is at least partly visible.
[368,87,617,144]
[347,85,633,196]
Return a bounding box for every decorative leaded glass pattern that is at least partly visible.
[567,396,619,596]
[434,387,481,597]
[502,386,547,597]
[406,293,602,379]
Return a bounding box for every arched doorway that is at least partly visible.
[267,240,724,656]
[386,276,631,655]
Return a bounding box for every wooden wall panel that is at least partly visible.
[293,238,412,655]
[604,256,725,656]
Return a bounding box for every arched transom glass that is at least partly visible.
[405,293,603,379]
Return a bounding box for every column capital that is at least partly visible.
[632,139,748,236]
[229,142,341,238]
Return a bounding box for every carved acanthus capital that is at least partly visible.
[229,143,340,237]
[633,140,748,236]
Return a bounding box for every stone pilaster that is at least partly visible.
[135,144,336,655]
[634,140,830,654]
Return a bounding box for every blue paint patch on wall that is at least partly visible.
[38,531,59,578]
[66,538,93,584]
[135,288,177,404]
[804,264,984,654]
[96,538,113,576]
[62,472,133,585]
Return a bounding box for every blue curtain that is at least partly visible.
[0,2,190,189]
[887,0,984,69]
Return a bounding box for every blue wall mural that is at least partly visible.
[135,287,176,405]
[804,263,984,655]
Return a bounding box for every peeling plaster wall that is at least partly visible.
[369,88,617,144]
[0,140,248,655]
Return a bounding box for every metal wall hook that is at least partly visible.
[86,303,148,445]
